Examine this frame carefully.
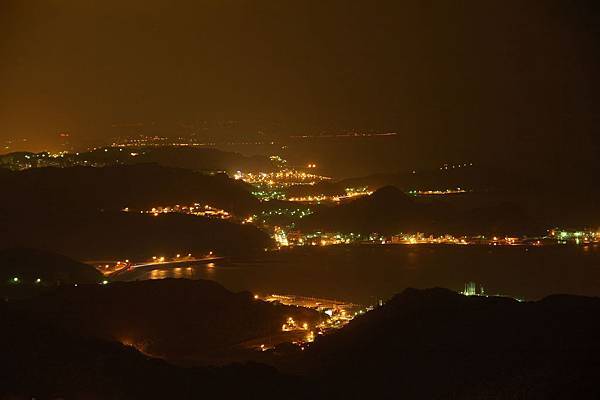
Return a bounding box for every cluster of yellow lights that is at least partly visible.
[279,231,563,248]
[281,317,310,332]
[251,293,370,352]
[391,234,540,246]
[391,234,469,245]
[273,226,289,247]
[439,162,473,170]
[410,188,467,196]
[280,317,316,344]
[234,169,331,187]
[264,294,364,329]
[125,203,231,219]
[287,190,372,203]
[97,259,131,275]
[149,252,209,262]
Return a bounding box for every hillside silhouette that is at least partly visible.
[298,288,600,398]
[289,165,600,229]
[298,186,427,234]
[1,302,309,399]
[0,163,260,216]
[14,279,322,363]
[287,164,525,197]
[4,284,600,398]
[0,164,273,259]
[0,212,271,260]
[0,247,102,285]
[298,185,543,235]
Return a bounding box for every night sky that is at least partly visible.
[1,0,599,168]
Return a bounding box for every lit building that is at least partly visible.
[464,281,477,296]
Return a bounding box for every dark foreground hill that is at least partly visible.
[0,163,260,216]
[13,279,322,363]
[0,247,102,285]
[1,303,309,399]
[0,211,271,259]
[298,185,543,235]
[297,288,600,399]
[3,285,600,399]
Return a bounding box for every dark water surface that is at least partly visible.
[122,245,600,304]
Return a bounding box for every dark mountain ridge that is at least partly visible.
[3,284,600,399]
[0,163,260,216]
[298,287,600,398]
[1,302,308,399]
[298,185,545,235]
[0,211,272,259]
[288,163,600,228]
[298,185,427,234]
[0,247,102,285]
[14,278,322,363]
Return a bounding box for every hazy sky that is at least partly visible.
[1,0,599,167]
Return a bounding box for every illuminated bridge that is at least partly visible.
[88,256,224,278]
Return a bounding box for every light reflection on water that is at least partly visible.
[124,245,600,304]
[146,262,218,280]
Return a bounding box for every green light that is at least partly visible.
[12,277,19,283]
[35,278,41,283]
[102,280,108,285]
